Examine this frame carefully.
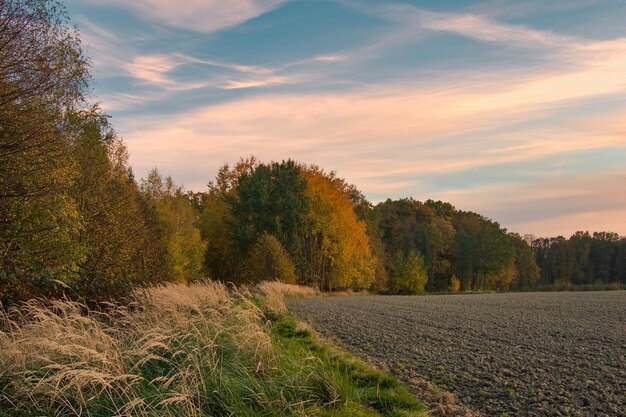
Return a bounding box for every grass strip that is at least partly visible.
[270,313,428,417]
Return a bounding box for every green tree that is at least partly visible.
[365,207,389,292]
[200,190,237,280]
[388,250,428,294]
[228,159,309,274]
[567,231,592,284]
[453,212,515,291]
[200,157,260,281]
[375,199,459,292]
[616,238,626,285]
[509,233,540,290]
[417,216,456,291]
[475,220,515,291]
[589,232,619,283]
[425,199,457,217]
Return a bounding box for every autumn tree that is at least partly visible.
[0,0,89,301]
[448,275,461,293]
[66,109,169,297]
[207,158,377,290]
[301,166,376,290]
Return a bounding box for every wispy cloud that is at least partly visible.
[361,3,567,48]
[344,0,625,68]
[74,16,135,73]
[124,52,305,92]
[97,92,163,113]
[172,53,273,76]
[85,0,288,33]
[126,55,179,86]
[222,76,298,90]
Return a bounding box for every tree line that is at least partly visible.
[532,232,626,289]
[1,0,624,304]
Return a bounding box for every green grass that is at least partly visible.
[271,314,428,417]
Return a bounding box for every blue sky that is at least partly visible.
[64,0,626,237]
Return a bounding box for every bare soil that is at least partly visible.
[288,291,626,417]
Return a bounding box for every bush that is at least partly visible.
[448,275,461,293]
[244,233,298,284]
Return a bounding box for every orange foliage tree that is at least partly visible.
[301,166,377,290]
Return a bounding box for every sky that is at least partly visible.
[63,0,626,238]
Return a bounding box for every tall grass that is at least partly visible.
[0,281,427,417]
[0,281,328,416]
[255,281,318,315]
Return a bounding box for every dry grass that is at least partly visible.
[255,281,318,315]
[0,281,307,416]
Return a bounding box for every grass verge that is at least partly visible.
[271,314,427,417]
[0,281,427,417]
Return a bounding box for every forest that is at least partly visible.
[1,0,625,305]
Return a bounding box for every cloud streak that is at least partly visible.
[368,3,572,48]
[74,17,135,74]
[85,0,288,33]
[123,52,305,92]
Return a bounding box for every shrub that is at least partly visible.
[448,275,461,293]
[244,233,298,284]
